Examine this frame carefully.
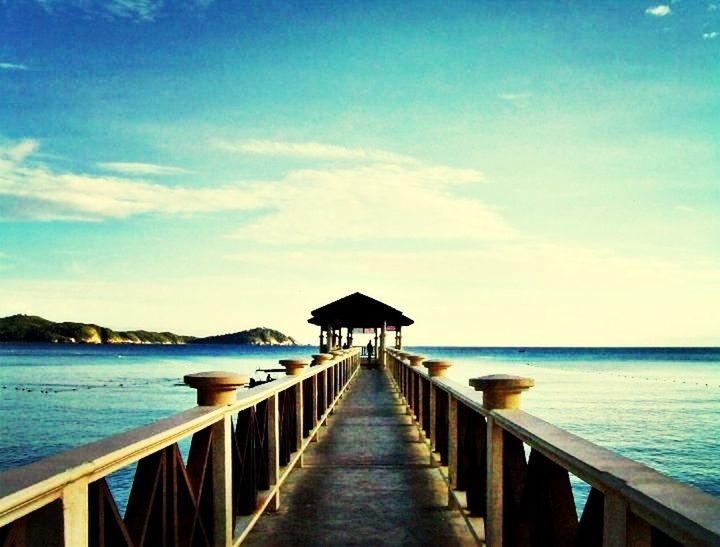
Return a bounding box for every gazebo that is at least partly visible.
[308,292,414,364]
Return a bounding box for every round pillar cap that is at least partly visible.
[312,353,334,361]
[184,371,249,389]
[423,359,452,377]
[184,371,249,406]
[407,355,426,366]
[279,359,310,375]
[469,374,535,392]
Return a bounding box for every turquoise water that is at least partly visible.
[0,345,718,505]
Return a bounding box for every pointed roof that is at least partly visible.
[308,292,414,329]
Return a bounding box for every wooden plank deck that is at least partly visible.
[243,367,475,546]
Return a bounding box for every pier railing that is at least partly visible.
[0,348,360,547]
[385,347,720,547]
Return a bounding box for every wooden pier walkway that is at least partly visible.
[244,367,475,546]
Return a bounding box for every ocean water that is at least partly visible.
[0,344,718,511]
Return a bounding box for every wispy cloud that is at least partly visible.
[1,139,39,162]
[34,0,215,21]
[498,92,532,102]
[0,139,262,220]
[1,137,509,247]
[703,31,719,39]
[213,139,418,165]
[645,5,672,16]
[209,140,507,244]
[0,62,29,71]
[230,162,510,245]
[98,162,190,176]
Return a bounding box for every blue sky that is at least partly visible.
[1,0,718,345]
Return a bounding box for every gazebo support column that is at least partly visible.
[374,328,379,366]
[380,322,387,367]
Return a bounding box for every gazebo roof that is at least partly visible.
[308,292,414,329]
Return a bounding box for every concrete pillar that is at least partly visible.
[469,374,534,547]
[184,371,248,406]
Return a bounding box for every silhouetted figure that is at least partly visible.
[366,341,373,363]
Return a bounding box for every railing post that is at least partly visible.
[603,492,628,547]
[268,393,280,511]
[470,374,534,547]
[407,355,424,420]
[424,360,452,464]
[184,371,248,546]
[280,360,308,468]
[211,415,233,547]
[311,354,331,440]
[448,396,458,506]
[62,481,89,547]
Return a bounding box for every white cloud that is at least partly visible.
[499,92,532,102]
[1,139,39,162]
[0,62,29,71]
[230,163,510,244]
[34,0,215,21]
[213,139,512,244]
[1,137,511,246]
[213,139,418,165]
[98,162,190,176]
[703,31,719,40]
[645,5,672,16]
[0,139,263,220]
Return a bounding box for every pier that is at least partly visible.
[1,293,719,546]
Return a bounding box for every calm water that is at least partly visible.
[1,344,718,509]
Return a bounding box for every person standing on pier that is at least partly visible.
[366,340,374,363]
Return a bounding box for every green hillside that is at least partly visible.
[189,327,297,346]
[0,314,191,344]
[0,315,298,346]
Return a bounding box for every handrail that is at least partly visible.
[384,347,720,547]
[0,347,362,546]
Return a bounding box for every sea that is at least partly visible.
[0,344,718,514]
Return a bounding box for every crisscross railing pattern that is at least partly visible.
[385,347,720,547]
[0,349,360,547]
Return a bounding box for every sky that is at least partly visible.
[0,0,718,346]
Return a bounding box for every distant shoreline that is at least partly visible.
[0,314,298,346]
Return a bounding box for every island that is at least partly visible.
[0,314,297,346]
[189,328,296,346]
